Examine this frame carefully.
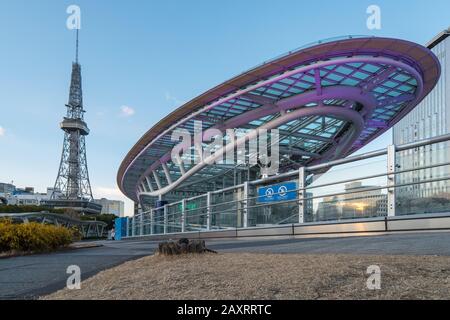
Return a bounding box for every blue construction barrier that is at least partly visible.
[114,217,128,240]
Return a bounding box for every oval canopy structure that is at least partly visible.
[118,36,440,204]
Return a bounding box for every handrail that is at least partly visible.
[126,133,450,237]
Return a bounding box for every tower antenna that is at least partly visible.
[75,28,79,63]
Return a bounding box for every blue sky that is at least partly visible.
[0,0,449,216]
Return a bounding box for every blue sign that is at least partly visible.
[114,217,128,240]
[257,182,297,203]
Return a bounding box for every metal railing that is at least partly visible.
[124,133,450,238]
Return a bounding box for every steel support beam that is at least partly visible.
[145,176,154,192]
[161,162,173,184]
[153,171,162,189]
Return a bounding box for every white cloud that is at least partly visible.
[165,92,184,106]
[120,105,135,117]
[0,126,5,137]
[93,186,124,198]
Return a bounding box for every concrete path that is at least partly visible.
[2,231,450,299]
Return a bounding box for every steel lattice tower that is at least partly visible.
[46,30,101,214]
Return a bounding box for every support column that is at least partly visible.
[387,144,396,217]
[181,199,186,233]
[139,213,144,236]
[164,204,168,234]
[153,171,162,189]
[125,218,129,237]
[243,181,249,228]
[150,209,154,235]
[145,176,154,192]
[131,217,135,237]
[206,192,211,230]
[161,162,173,184]
[298,167,306,224]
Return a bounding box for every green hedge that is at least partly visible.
[0,219,74,253]
[0,205,65,214]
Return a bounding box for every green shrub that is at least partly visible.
[0,205,65,214]
[0,219,74,253]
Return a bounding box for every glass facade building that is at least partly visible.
[393,29,450,214]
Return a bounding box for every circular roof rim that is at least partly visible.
[118,35,440,200]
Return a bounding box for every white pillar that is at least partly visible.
[298,167,306,223]
[206,192,212,230]
[243,181,249,228]
[164,204,168,234]
[181,199,186,233]
[150,209,154,235]
[387,144,396,217]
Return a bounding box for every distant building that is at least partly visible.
[393,28,450,201]
[0,182,15,194]
[12,187,52,206]
[316,181,387,221]
[0,183,58,207]
[94,198,125,217]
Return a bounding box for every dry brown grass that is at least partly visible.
[42,253,450,300]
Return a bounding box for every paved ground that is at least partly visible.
[2,231,450,299]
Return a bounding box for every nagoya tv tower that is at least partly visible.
[45,29,101,215]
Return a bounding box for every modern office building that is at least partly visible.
[94,198,125,217]
[117,35,440,233]
[393,28,450,213]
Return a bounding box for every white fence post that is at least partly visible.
[181,199,186,233]
[164,204,168,234]
[243,181,249,228]
[206,192,212,230]
[387,144,396,217]
[150,209,154,235]
[298,167,306,224]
